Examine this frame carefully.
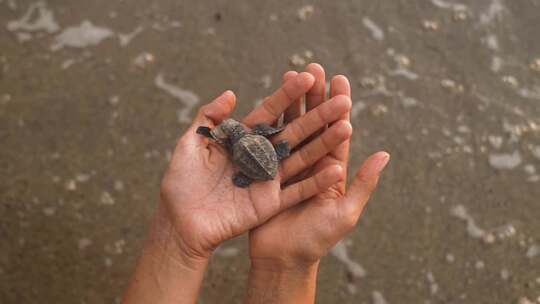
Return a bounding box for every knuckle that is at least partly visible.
[319,132,334,152]
[195,108,206,119]
[278,162,292,182]
[356,171,378,193]
[279,158,296,181]
[306,91,325,102]
[313,105,327,125]
[313,174,326,192]
[298,146,313,166]
[199,103,213,116]
[262,98,279,118]
[280,85,296,102]
[289,120,307,144]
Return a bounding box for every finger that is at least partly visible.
[243,72,315,127]
[283,71,303,123]
[330,75,351,100]
[280,165,344,209]
[186,90,236,147]
[329,75,351,127]
[286,75,353,182]
[194,90,236,126]
[305,63,326,111]
[301,63,327,147]
[338,152,390,228]
[329,75,352,192]
[272,95,351,149]
[279,120,352,181]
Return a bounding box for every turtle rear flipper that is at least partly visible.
[252,123,284,137]
[274,140,290,160]
[233,172,253,188]
[196,126,213,138]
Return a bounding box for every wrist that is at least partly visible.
[250,257,320,275]
[122,205,208,304]
[246,259,319,304]
[147,204,210,271]
[249,257,320,289]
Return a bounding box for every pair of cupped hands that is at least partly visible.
[130,64,389,302]
[159,63,389,267]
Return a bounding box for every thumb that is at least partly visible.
[193,90,236,127]
[182,90,236,149]
[339,151,390,222]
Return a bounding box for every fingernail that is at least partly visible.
[220,90,232,98]
[217,90,235,106]
[372,152,390,173]
[214,91,227,103]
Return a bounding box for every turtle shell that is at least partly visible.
[232,134,278,181]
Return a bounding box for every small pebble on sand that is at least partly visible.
[297,5,314,21]
[78,238,92,250]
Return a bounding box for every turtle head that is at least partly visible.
[214,119,246,145]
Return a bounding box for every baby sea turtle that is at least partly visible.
[196,119,290,188]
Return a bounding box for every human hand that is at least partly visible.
[158,71,354,264]
[248,64,390,270]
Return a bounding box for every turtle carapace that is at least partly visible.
[196,119,290,188]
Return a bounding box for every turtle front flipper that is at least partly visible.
[274,140,290,160]
[196,126,213,138]
[233,172,253,188]
[252,123,285,137]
